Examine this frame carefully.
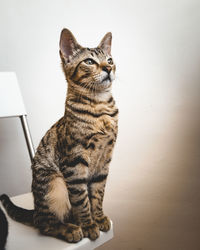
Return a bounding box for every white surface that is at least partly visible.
[1,193,113,250]
[0,72,26,118]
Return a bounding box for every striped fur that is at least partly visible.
[0,28,118,243]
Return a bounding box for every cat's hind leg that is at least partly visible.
[33,174,83,243]
[34,211,83,243]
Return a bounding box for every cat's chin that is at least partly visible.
[101,78,111,85]
[98,80,112,91]
[100,75,113,86]
[90,80,111,96]
[99,72,115,86]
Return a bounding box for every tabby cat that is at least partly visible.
[0,28,118,243]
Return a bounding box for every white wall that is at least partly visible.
[1,1,200,249]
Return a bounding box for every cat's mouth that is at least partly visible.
[98,72,114,86]
[102,75,111,83]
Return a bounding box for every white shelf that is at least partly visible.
[1,193,113,250]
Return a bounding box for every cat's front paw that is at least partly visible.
[65,223,83,243]
[95,215,111,232]
[82,222,100,240]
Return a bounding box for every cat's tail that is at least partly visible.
[0,194,34,227]
[0,207,8,250]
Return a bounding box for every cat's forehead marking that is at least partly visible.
[85,48,109,62]
[87,48,105,56]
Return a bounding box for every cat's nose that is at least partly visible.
[102,65,112,74]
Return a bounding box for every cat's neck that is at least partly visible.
[66,83,112,104]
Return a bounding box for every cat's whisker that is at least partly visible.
[94,83,98,98]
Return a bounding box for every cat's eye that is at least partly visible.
[84,58,95,65]
[107,58,113,65]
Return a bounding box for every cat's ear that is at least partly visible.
[98,32,112,55]
[59,28,81,62]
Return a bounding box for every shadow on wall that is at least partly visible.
[98,79,200,250]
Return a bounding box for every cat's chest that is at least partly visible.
[91,109,118,143]
[88,114,118,157]
[87,114,117,176]
[91,103,118,135]
[96,115,116,135]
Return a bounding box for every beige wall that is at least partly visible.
[0,0,200,249]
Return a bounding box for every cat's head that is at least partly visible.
[59,28,115,95]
